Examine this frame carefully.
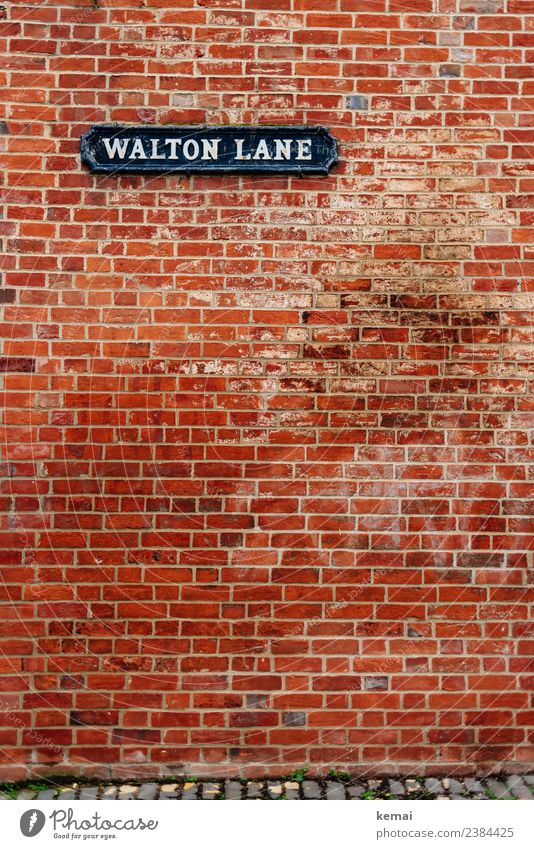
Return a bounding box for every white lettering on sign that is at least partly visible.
[165,138,182,159]
[202,138,220,160]
[102,137,129,159]
[297,139,312,160]
[101,136,318,164]
[150,139,165,159]
[129,138,147,159]
[252,139,271,160]
[182,138,199,160]
[274,139,292,160]
[83,125,338,175]
[234,138,250,161]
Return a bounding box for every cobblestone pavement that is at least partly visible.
[1,775,533,800]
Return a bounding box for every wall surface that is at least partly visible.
[1,0,533,780]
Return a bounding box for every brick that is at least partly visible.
[0,358,35,373]
[346,95,368,110]
[283,711,306,727]
[0,0,532,783]
[364,676,388,691]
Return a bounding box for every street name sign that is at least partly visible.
[80,125,338,175]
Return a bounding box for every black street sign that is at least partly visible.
[80,125,338,175]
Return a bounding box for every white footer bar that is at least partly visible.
[6,798,533,849]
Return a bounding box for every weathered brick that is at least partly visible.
[346,95,368,110]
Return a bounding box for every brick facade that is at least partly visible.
[1,0,533,780]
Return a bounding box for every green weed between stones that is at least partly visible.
[328,768,352,782]
[0,784,19,799]
[288,767,309,782]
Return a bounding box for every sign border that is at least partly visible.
[80,125,338,176]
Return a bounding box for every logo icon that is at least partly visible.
[20,809,46,837]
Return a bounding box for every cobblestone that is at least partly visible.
[37,789,57,800]
[506,776,532,800]
[448,779,466,796]
[57,789,76,800]
[389,780,406,796]
[202,782,220,800]
[158,783,178,800]
[138,783,158,800]
[347,784,365,798]
[118,784,138,800]
[267,781,283,799]
[424,778,442,795]
[1,775,533,800]
[225,781,243,800]
[284,781,300,800]
[326,782,345,800]
[181,782,198,800]
[79,787,99,800]
[246,781,263,799]
[302,781,321,799]
[464,778,484,794]
[486,780,512,800]
[100,786,118,800]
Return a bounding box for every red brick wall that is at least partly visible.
[1,0,533,781]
